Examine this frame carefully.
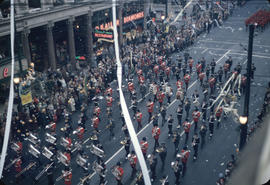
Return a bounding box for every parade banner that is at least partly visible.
[20,91,33,106]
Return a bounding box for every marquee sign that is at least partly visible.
[95,11,144,30]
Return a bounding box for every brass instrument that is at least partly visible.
[56,169,72,182]
[77,173,93,185]
[35,162,54,181]
[172,132,178,143]
[28,144,40,158]
[160,175,168,185]
[120,138,127,145]
[92,160,106,177]
[57,151,69,166]
[105,122,113,129]
[45,122,55,129]
[42,146,54,160]
[89,144,105,158]
[4,157,21,171]
[71,141,82,153]
[45,133,56,145]
[156,145,165,153]
[60,126,67,132]
[147,154,154,165]
[76,154,89,171]
[15,162,36,178]
[171,161,179,172]
[60,137,72,148]
[176,150,191,159]
[111,166,121,180]
[90,134,98,141]
[11,142,20,153]
[25,132,40,145]
[152,127,157,137]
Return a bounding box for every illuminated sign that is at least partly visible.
[95,11,144,30]
[3,68,8,78]
[94,30,113,39]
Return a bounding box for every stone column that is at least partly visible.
[41,0,53,9]
[67,17,76,69]
[46,22,56,70]
[15,0,29,15]
[86,11,93,65]
[21,27,31,66]
[118,4,123,47]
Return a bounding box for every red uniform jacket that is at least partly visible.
[196,64,202,73]
[188,59,194,67]
[152,126,161,140]
[157,92,165,103]
[181,149,190,163]
[184,74,190,84]
[140,141,149,154]
[136,112,143,123]
[94,106,101,117]
[106,96,113,107]
[154,65,159,74]
[209,77,216,88]
[199,72,205,81]
[64,171,72,185]
[128,82,134,92]
[192,111,201,122]
[92,117,100,129]
[147,102,154,113]
[183,121,191,133]
[176,80,183,89]
[15,158,22,173]
[105,87,113,96]
[216,107,223,118]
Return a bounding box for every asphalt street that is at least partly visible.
[2,1,270,185]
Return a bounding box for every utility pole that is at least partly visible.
[239,24,255,150]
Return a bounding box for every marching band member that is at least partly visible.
[152,123,161,149]
[98,159,106,184]
[210,58,216,74]
[94,104,101,119]
[199,71,205,86]
[105,85,113,96]
[215,106,223,128]
[184,73,191,90]
[128,151,137,176]
[224,62,230,79]
[153,64,159,78]
[196,61,202,77]
[209,113,215,139]
[167,114,174,137]
[64,150,71,166]
[128,80,135,97]
[92,115,100,133]
[176,104,183,128]
[183,119,191,144]
[65,133,72,151]
[124,137,131,158]
[157,90,165,107]
[191,133,200,160]
[138,75,145,85]
[75,125,85,141]
[192,107,201,131]
[14,154,22,182]
[149,151,158,182]
[188,57,194,73]
[136,109,143,131]
[209,74,216,94]
[46,122,56,134]
[147,99,154,122]
[158,143,167,169]
[160,105,167,126]
[63,166,72,185]
[140,137,149,159]
[179,146,190,177]
[114,162,124,185]
[172,158,183,184]
[106,96,113,107]
[172,131,180,153]
[176,79,183,89]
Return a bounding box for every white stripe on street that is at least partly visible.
[199,40,270,48]
[230,52,270,59]
[201,48,208,54]
[216,50,231,64]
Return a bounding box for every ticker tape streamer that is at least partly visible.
[112,1,151,185]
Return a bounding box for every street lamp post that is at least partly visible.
[239,24,255,150]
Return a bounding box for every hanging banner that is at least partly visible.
[20,91,33,105]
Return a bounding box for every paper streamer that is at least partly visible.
[0,0,15,178]
[111,1,151,185]
[171,0,194,24]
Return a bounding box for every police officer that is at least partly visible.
[159,143,167,169]
[160,105,167,127]
[173,158,183,185]
[210,59,216,74]
[176,104,183,129]
[167,114,174,137]
[149,152,158,182]
[209,113,215,139]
